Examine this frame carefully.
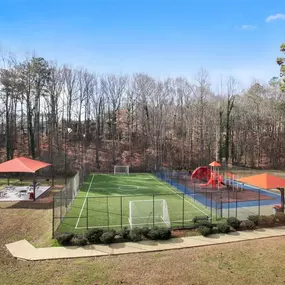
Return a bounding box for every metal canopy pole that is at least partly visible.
[33,173,36,201]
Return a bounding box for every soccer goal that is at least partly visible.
[114,165,129,175]
[129,199,171,229]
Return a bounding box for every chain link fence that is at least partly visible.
[53,192,215,234]
[156,167,281,222]
[52,167,88,237]
[52,166,282,236]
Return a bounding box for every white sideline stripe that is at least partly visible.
[75,174,95,229]
[148,174,208,216]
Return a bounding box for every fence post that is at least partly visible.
[65,183,68,209]
[258,189,261,216]
[60,187,62,222]
[210,193,213,221]
[182,194,185,228]
[107,196,109,229]
[219,191,222,219]
[235,191,238,218]
[120,196,123,229]
[86,197,89,230]
[228,190,230,219]
[153,195,155,227]
[52,197,55,239]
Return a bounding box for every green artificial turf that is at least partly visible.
[56,173,212,233]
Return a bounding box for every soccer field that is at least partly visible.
[56,173,212,233]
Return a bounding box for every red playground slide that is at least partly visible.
[200,172,216,187]
[191,167,211,182]
[192,166,224,188]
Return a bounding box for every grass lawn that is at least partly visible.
[2,177,285,285]
[57,173,212,233]
[2,197,285,285]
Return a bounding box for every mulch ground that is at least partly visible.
[204,189,275,203]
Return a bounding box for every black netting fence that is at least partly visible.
[52,167,282,236]
[53,192,214,234]
[155,167,281,222]
[52,167,88,237]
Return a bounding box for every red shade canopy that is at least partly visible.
[0,157,51,173]
[209,161,221,167]
[238,173,285,189]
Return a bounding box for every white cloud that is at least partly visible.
[266,13,285,22]
[235,25,257,30]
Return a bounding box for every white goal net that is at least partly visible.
[129,199,171,229]
[114,165,129,175]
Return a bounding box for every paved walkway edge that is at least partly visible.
[5,226,285,261]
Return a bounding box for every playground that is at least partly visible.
[189,164,279,205]
[158,161,284,220]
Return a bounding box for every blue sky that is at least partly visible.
[0,0,285,88]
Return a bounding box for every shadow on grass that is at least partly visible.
[254,228,266,232]
[139,237,184,246]
[228,231,241,236]
[110,243,127,249]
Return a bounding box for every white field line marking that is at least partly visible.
[75,174,95,228]
[148,174,208,216]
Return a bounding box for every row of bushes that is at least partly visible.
[248,212,285,227]
[198,222,231,237]
[198,217,251,237]
[198,212,285,237]
[56,213,285,244]
[55,226,172,246]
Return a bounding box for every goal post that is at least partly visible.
[129,199,171,229]
[114,165,130,175]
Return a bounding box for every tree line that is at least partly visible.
[0,45,284,174]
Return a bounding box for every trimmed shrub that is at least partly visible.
[118,227,130,239]
[157,227,172,240]
[275,212,285,224]
[147,227,172,240]
[70,235,88,246]
[146,228,160,240]
[100,230,116,244]
[129,228,143,242]
[258,215,276,227]
[192,216,198,223]
[217,223,231,234]
[55,232,74,246]
[248,215,259,226]
[141,226,151,238]
[198,226,212,237]
[85,228,103,244]
[244,220,256,230]
[227,217,241,230]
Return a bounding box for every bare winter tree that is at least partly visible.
[0,47,285,173]
[101,74,127,165]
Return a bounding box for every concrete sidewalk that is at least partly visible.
[6,226,285,261]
